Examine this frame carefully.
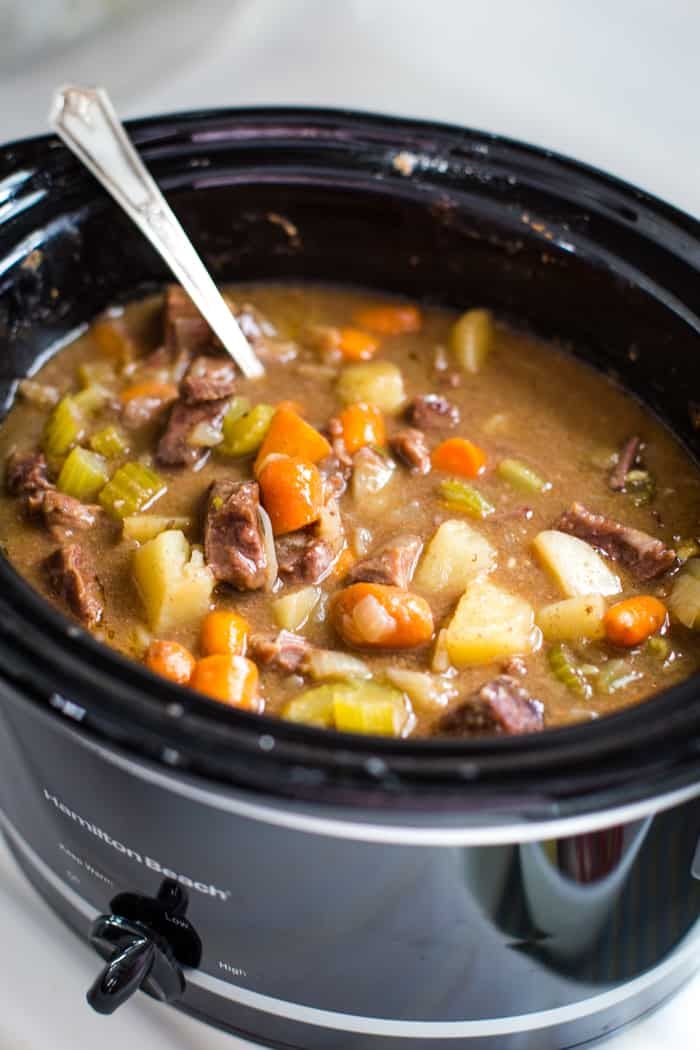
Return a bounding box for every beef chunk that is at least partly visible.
[5,450,51,497]
[42,491,97,541]
[204,480,267,590]
[157,398,228,467]
[609,435,641,491]
[249,630,311,672]
[164,285,212,354]
[438,676,543,737]
[390,428,431,474]
[326,417,353,469]
[276,530,335,585]
[406,394,460,430]
[348,534,423,589]
[555,501,676,580]
[181,355,237,403]
[45,544,103,626]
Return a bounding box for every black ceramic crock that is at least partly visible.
[1,108,700,1050]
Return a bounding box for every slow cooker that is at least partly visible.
[0,108,699,1050]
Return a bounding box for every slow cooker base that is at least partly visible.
[6,828,700,1050]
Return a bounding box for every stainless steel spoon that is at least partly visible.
[49,85,264,379]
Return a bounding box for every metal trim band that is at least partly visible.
[2,809,699,1039]
[65,721,700,846]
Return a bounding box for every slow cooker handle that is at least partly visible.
[87,934,157,1015]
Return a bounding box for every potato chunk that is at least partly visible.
[532,530,621,598]
[446,579,536,666]
[414,519,495,597]
[271,586,320,631]
[536,594,607,643]
[336,361,406,413]
[669,558,700,629]
[133,529,214,633]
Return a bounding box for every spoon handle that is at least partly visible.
[49,85,264,379]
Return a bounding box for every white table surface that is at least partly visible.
[1,1,699,1047]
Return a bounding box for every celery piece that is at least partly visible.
[625,468,655,506]
[497,458,551,494]
[43,396,85,458]
[78,361,116,389]
[99,461,166,519]
[597,659,643,695]
[224,395,251,424]
[438,478,494,519]
[282,683,341,727]
[645,635,671,662]
[676,539,700,563]
[57,447,110,502]
[220,403,274,457]
[548,643,593,700]
[332,681,409,736]
[89,425,129,458]
[449,308,494,373]
[72,383,113,415]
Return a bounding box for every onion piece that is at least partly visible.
[187,421,224,448]
[257,503,278,593]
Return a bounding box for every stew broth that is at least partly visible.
[1,283,698,737]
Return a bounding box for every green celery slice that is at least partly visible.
[89,425,129,458]
[438,478,494,519]
[548,643,593,700]
[99,461,167,519]
[57,447,110,502]
[43,396,85,458]
[497,458,551,494]
[219,402,274,457]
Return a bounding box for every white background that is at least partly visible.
[1,2,699,1048]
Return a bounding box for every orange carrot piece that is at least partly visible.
[200,610,249,656]
[258,456,323,535]
[353,303,422,336]
[337,327,380,361]
[431,437,487,478]
[254,406,330,474]
[120,380,179,405]
[92,317,137,363]
[190,654,259,708]
[331,582,434,649]
[145,640,195,685]
[338,402,386,454]
[603,596,667,648]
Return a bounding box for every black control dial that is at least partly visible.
[87,879,202,1014]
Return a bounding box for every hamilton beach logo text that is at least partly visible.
[43,789,231,901]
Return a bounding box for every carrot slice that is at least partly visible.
[258,456,323,535]
[254,406,331,474]
[353,303,422,336]
[337,328,380,361]
[431,437,487,478]
[338,402,386,454]
[603,596,667,647]
[190,654,259,708]
[331,582,434,649]
[145,640,195,685]
[120,380,179,405]
[200,610,249,656]
[92,317,137,363]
